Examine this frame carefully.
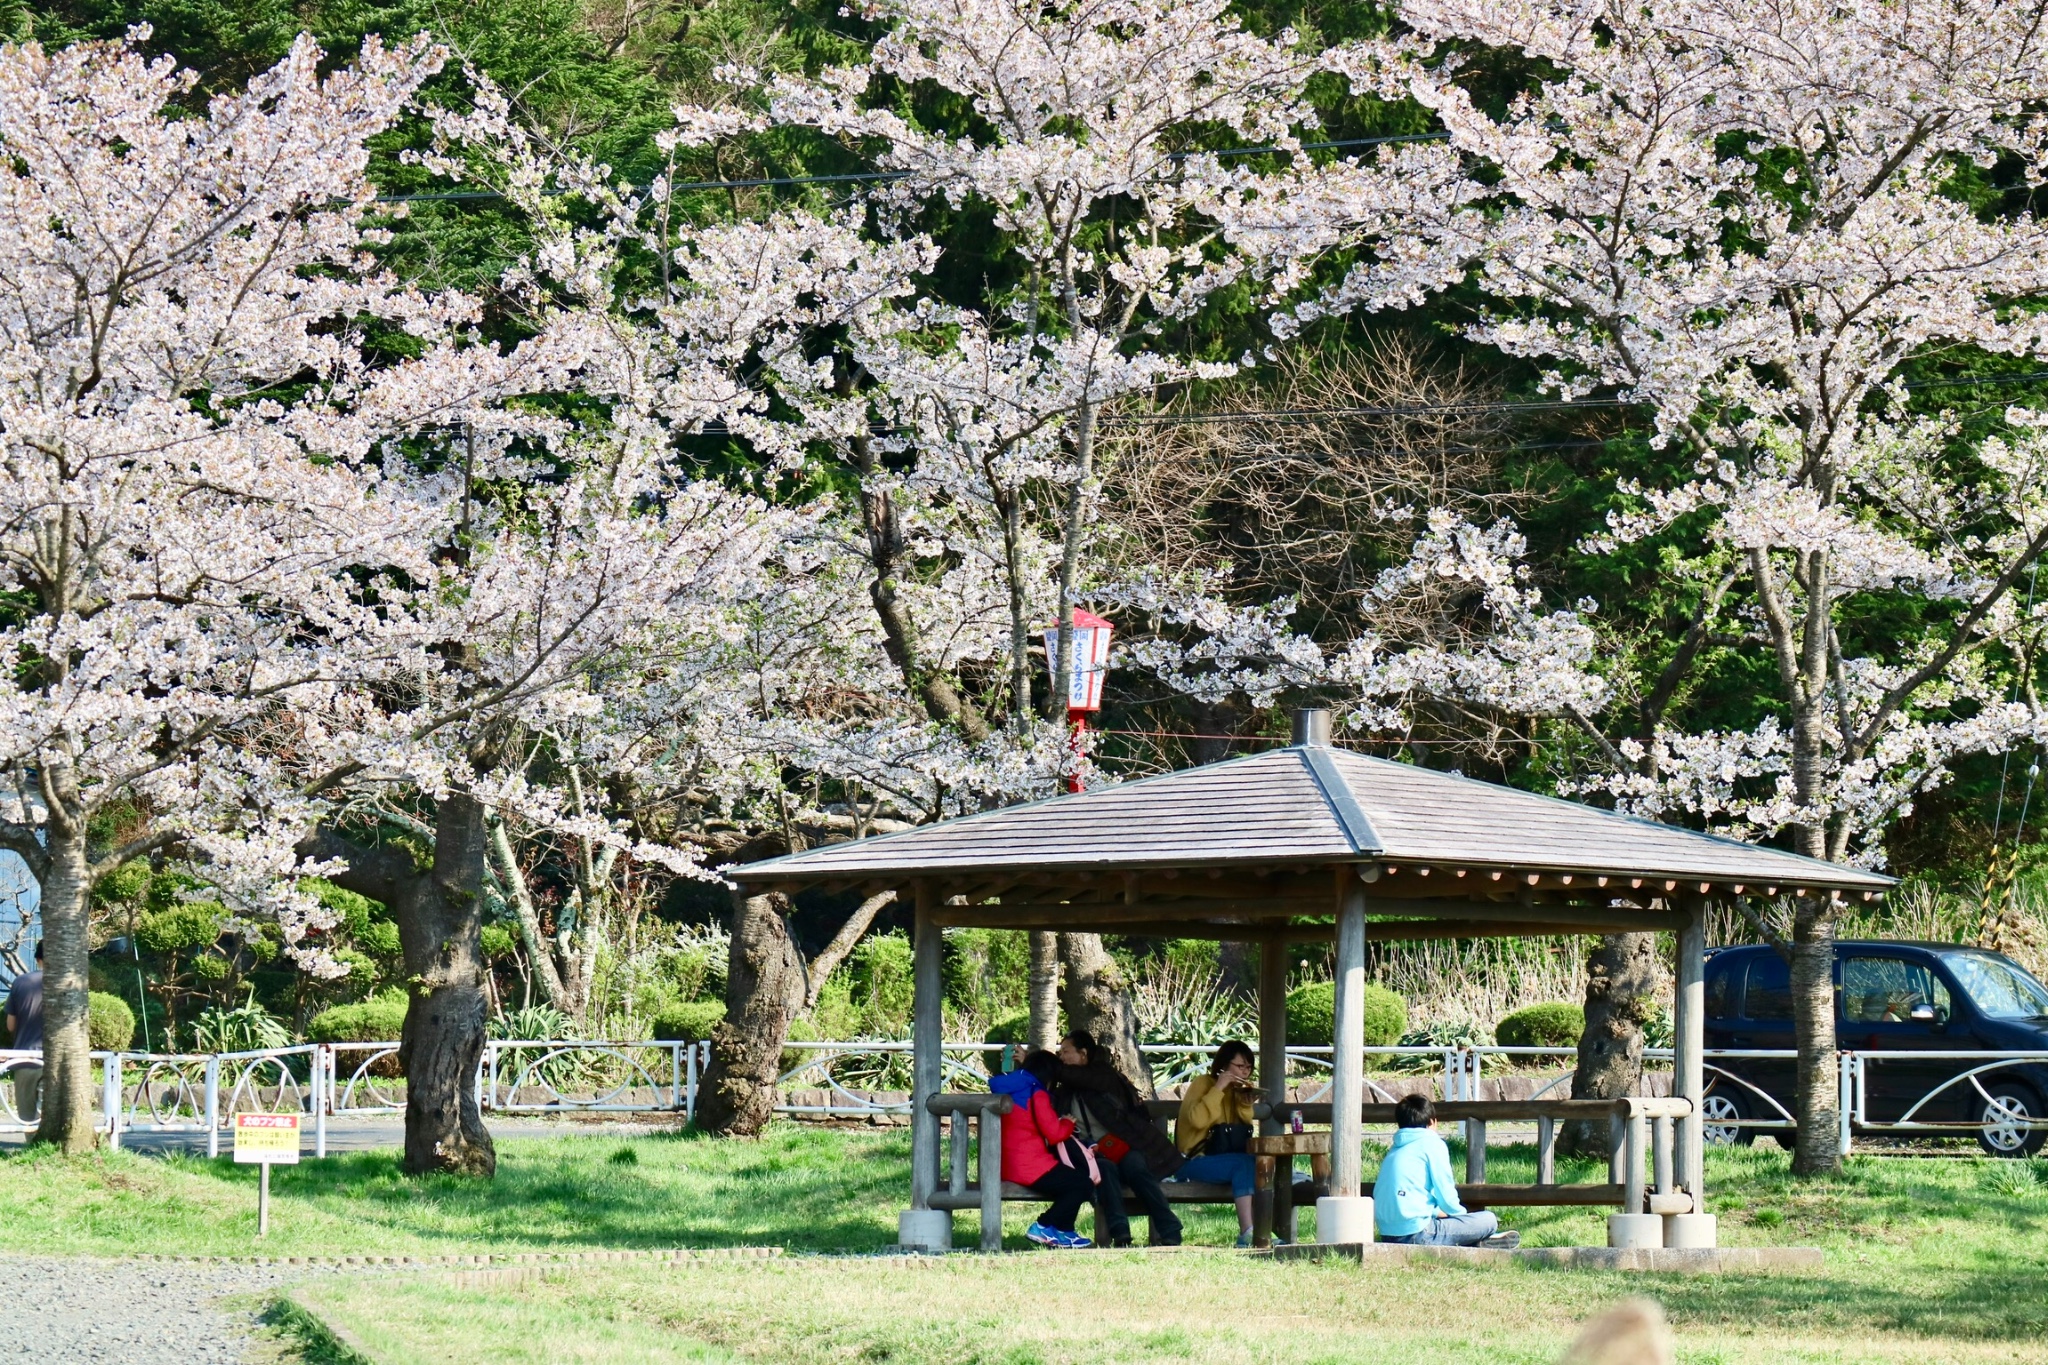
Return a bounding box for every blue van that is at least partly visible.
[1701,941,2048,1155]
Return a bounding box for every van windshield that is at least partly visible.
[1935,951,2048,1021]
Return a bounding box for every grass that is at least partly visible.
[5,1129,2048,1362]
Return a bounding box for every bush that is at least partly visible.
[847,932,915,1033]
[943,928,1028,1021]
[491,1005,576,1042]
[1285,981,1407,1048]
[478,923,515,962]
[650,1000,725,1043]
[87,992,135,1051]
[308,992,408,1045]
[1494,1002,1585,1048]
[984,1009,1029,1073]
[135,902,223,955]
[191,1000,290,1053]
[780,1015,821,1079]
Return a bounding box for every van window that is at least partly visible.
[1842,956,1950,1023]
[1743,955,1792,1020]
[1705,962,1737,1019]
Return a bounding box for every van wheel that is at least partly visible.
[1977,1083,2047,1157]
[1701,1090,1756,1146]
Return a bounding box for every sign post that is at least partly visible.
[233,1112,301,1237]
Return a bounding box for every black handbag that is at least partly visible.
[1204,1121,1253,1156]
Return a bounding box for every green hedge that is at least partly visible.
[309,992,409,1044]
[650,1000,726,1043]
[1284,981,1407,1048]
[1494,1001,1585,1048]
[87,992,136,1051]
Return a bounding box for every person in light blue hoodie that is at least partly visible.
[1371,1093,1517,1248]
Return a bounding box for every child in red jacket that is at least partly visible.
[989,1050,1098,1248]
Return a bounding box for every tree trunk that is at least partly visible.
[1058,932,1154,1098]
[395,791,496,1178]
[30,823,94,1153]
[1561,932,1658,1160]
[302,792,498,1178]
[1790,900,1840,1175]
[697,889,806,1136]
[1027,931,1061,1050]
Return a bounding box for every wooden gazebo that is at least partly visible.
[732,709,1891,1250]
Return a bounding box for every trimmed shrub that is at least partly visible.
[478,923,516,962]
[135,902,223,955]
[651,1000,726,1043]
[1285,981,1407,1048]
[87,992,136,1051]
[983,1009,1029,1073]
[780,1014,821,1079]
[1494,1001,1585,1048]
[309,992,408,1045]
[847,932,915,1033]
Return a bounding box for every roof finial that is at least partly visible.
[1291,708,1331,747]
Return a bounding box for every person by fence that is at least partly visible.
[5,943,42,1124]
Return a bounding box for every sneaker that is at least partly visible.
[1025,1222,1060,1247]
[1477,1230,1521,1250]
[1235,1231,1255,1248]
[1050,1228,1093,1249]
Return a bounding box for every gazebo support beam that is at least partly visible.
[1667,896,1716,1248]
[924,914,1685,941]
[899,881,951,1252]
[1320,879,1373,1244]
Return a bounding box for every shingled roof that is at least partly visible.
[732,744,1893,894]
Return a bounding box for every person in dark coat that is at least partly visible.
[1050,1030,1184,1247]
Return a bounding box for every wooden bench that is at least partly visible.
[921,1093,1695,1251]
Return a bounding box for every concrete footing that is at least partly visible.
[1662,1213,1718,1249]
[1271,1242,1820,1273]
[1606,1212,1664,1249]
[1315,1195,1373,1245]
[898,1208,952,1252]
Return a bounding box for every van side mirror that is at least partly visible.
[1909,1002,1936,1022]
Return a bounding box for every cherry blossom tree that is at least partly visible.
[1257,0,2048,1174]
[0,31,515,1152]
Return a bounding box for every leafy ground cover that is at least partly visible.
[5,1128,2046,1362]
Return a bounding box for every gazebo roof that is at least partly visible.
[732,744,1893,899]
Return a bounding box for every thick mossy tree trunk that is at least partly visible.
[30,820,94,1154]
[304,791,498,1177]
[1059,932,1154,1098]
[1790,900,1840,1175]
[697,889,806,1136]
[1561,932,1658,1160]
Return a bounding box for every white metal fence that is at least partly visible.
[2,1041,2040,1156]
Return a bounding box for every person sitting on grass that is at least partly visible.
[1170,1040,1260,1247]
[989,1049,1099,1249]
[1372,1093,1519,1249]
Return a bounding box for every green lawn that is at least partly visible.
[5,1129,2046,1362]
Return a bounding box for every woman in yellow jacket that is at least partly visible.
[1171,1040,1259,1245]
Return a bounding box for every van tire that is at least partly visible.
[1976,1082,2047,1158]
[1701,1089,1756,1147]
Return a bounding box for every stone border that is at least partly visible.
[124,1246,781,1270]
[1269,1242,1822,1272]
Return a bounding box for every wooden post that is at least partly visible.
[1537,1117,1556,1185]
[900,882,950,1251]
[1330,876,1367,1198]
[1312,876,1375,1244]
[1663,896,1717,1248]
[1466,1119,1488,1184]
[1675,897,1708,1199]
[257,1162,271,1238]
[1258,934,1292,1238]
[1259,935,1289,1134]
[978,1107,1004,1253]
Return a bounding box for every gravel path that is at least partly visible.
[0,1256,330,1364]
